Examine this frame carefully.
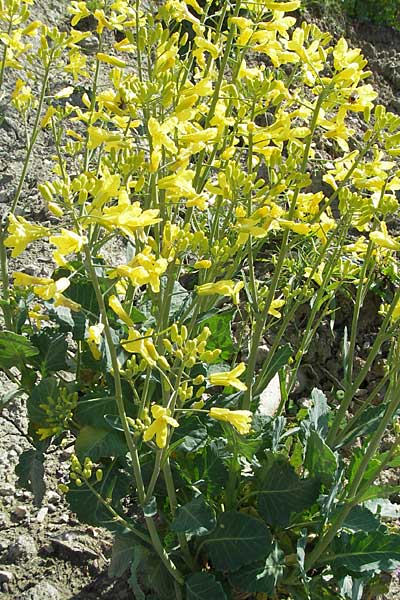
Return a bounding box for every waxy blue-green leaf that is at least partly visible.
[204,511,272,572]
[171,494,216,536]
[15,449,45,507]
[31,331,68,375]
[186,572,227,600]
[305,430,338,485]
[257,456,320,527]
[229,542,284,594]
[329,531,400,574]
[75,425,127,461]
[0,330,39,369]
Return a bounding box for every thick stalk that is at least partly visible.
[84,246,183,585]
[242,90,327,410]
[305,369,400,572]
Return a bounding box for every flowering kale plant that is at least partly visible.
[1,0,400,598]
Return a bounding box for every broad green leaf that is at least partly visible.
[302,388,329,438]
[15,449,45,507]
[335,403,387,448]
[342,505,381,533]
[186,572,227,600]
[329,531,400,574]
[257,456,320,527]
[47,304,86,341]
[167,280,192,321]
[356,484,400,502]
[171,494,216,536]
[127,546,146,600]
[75,394,117,428]
[200,309,235,361]
[204,511,272,572]
[31,331,68,375]
[75,425,127,461]
[63,278,99,315]
[229,542,284,594]
[172,417,208,452]
[139,553,175,600]
[0,387,25,410]
[67,462,130,533]
[108,533,146,578]
[305,430,338,486]
[0,331,39,369]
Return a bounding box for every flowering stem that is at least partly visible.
[0,220,13,329]
[242,90,328,411]
[10,53,54,215]
[83,245,183,585]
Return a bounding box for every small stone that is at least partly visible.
[36,507,48,523]
[13,505,28,520]
[47,503,58,514]
[7,535,37,562]
[0,512,8,527]
[20,581,60,600]
[0,484,14,497]
[47,491,60,504]
[0,571,13,584]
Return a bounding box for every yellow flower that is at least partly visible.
[109,247,168,293]
[194,259,211,269]
[143,405,179,448]
[49,228,86,256]
[370,231,400,251]
[13,272,53,287]
[86,323,104,360]
[209,407,252,435]
[109,295,134,327]
[121,329,159,366]
[209,363,247,391]
[197,280,244,304]
[4,215,48,257]
[92,200,161,237]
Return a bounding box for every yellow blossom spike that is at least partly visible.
[209,363,247,391]
[143,405,179,448]
[209,407,252,435]
[4,215,48,257]
[109,295,134,327]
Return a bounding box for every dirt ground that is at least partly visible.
[0,1,399,598]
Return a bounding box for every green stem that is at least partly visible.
[84,246,183,585]
[0,222,13,330]
[10,53,54,214]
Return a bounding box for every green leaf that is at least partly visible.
[329,531,400,574]
[75,394,118,428]
[0,331,39,368]
[302,388,330,438]
[229,542,284,594]
[186,572,227,600]
[127,545,146,600]
[67,462,130,532]
[204,511,272,572]
[342,505,381,533]
[108,533,145,578]
[257,456,320,527]
[15,449,45,506]
[356,484,400,502]
[336,403,388,448]
[47,305,86,341]
[305,430,338,486]
[63,277,99,315]
[172,417,208,452]
[0,387,25,410]
[171,494,216,536]
[75,425,127,461]
[139,553,175,600]
[167,280,192,321]
[200,309,235,361]
[257,343,292,392]
[31,331,68,375]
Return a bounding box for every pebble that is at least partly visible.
[47,491,61,504]
[0,512,7,527]
[7,534,37,562]
[20,581,61,600]
[0,571,13,584]
[78,34,100,53]
[36,507,48,523]
[0,484,15,497]
[47,503,58,514]
[13,505,29,520]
